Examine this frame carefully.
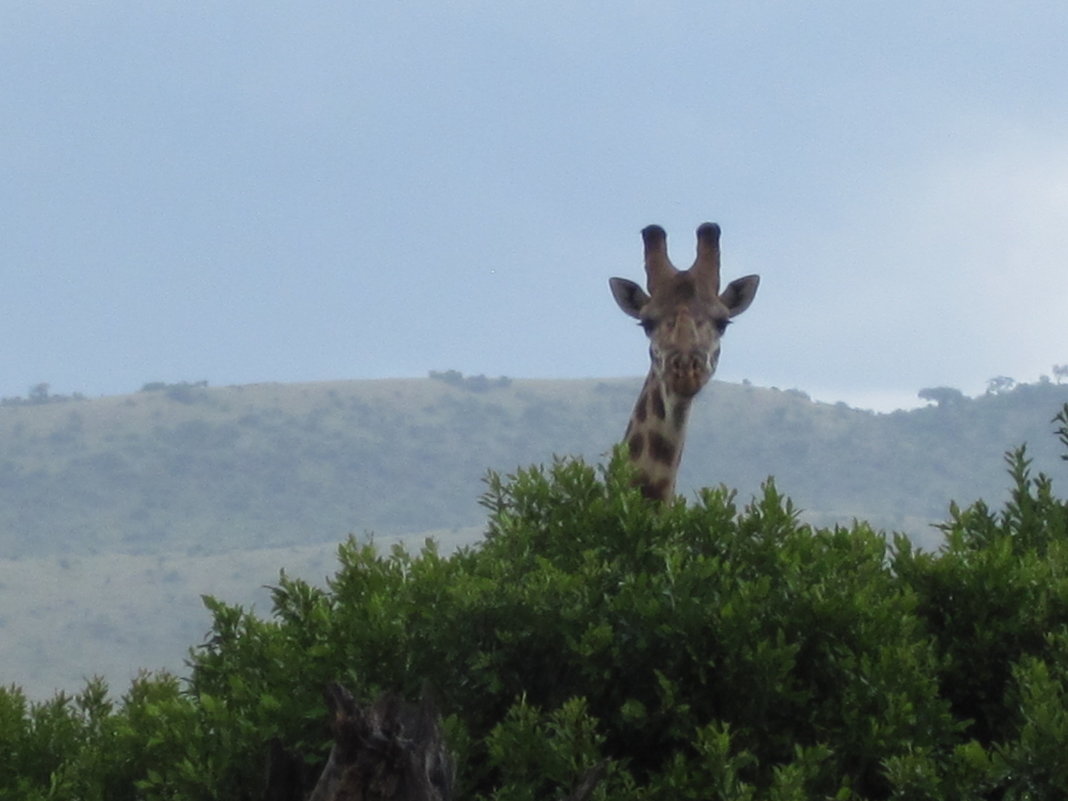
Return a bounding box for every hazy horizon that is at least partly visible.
[7,368,1040,416]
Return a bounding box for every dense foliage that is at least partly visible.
[2,405,1068,799]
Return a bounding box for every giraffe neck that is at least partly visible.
[623,371,694,501]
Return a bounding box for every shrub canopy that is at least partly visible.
[3,406,1068,800]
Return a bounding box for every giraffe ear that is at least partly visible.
[721,274,760,318]
[609,277,649,319]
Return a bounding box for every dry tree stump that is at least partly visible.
[266,682,604,801]
[306,683,453,801]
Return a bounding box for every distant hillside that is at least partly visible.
[687,379,1068,544]
[2,375,1067,557]
[3,375,1068,697]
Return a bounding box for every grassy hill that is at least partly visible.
[2,374,1067,696]
[3,375,1067,556]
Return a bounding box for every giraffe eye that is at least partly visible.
[715,318,731,335]
[639,318,657,335]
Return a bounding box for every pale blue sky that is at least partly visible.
[3,2,1066,410]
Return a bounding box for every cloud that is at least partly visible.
[899,131,1068,380]
[795,127,1068,397]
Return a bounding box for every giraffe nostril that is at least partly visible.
[670,353,707,374]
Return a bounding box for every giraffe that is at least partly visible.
[609,223,759,501]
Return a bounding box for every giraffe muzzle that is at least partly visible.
[666,352,710,398]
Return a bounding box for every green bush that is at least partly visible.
[2,405,1067,799]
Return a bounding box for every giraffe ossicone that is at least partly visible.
[609,222,759,501]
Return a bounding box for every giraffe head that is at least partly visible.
[610,223,759,399]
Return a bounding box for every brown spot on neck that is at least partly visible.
[648,431,677,465]
[637,475,673,502]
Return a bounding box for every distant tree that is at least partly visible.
[429,370,510,392]
[986,376,1016,395]
[1053,364,1068,384]
[29,382,50,403]
[918,386,965,408]
[429,369,465,388]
